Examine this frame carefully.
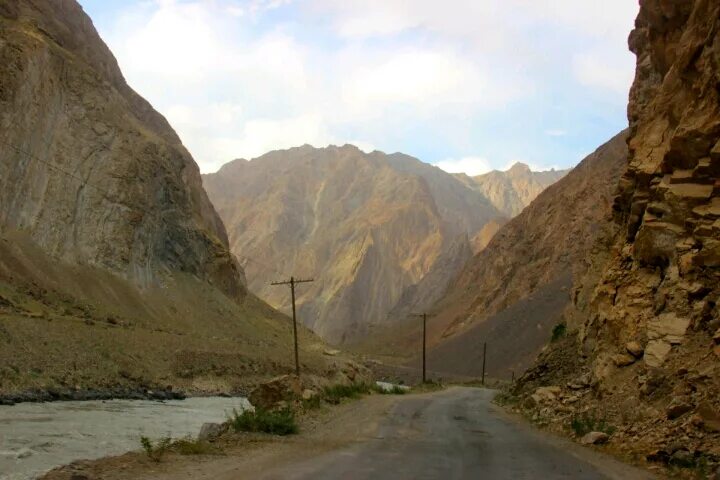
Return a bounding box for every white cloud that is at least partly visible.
[94,0,638,173]
[204,114,334,171]
[435,157,493,176]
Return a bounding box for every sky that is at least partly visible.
[79,0,639,175]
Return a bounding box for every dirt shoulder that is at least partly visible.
[41,392,403,480]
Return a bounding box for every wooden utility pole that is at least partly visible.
[271,276,314,376]
[481,342,487,386]
[411,313,433,383]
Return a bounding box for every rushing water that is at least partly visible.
[0,396,252,480]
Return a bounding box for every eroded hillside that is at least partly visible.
[204,145,509,344]
[360,132,628,374]
[0,0,328,399]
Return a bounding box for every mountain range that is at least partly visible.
[204,147,566,344]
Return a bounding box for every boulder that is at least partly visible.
[713,328,720,344]
[697,402,720,433]
[198,422,225,442]
[666,401,693,420]
[248,375,303,410]
[644,340,672,367]
[531,386,561,404]
[647,313,690,344]
[613,353,637,367]
[580,431,609,445]
[626,341,644,358]
[669,449,695,468]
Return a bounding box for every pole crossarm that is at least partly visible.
[271,278,314,285]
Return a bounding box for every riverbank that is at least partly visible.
[0,387,186,406]
[0,396,254,480]
[40,386,405,480]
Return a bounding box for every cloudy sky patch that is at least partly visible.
[80,0,638,174]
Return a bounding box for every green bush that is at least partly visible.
[173,437,220,455]
[140,435,172,462]
[551,322,567,342]
[230,407,298,435]
[570,412,615,437]
[322,383,372,404]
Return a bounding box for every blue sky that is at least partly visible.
[79,0,639,174]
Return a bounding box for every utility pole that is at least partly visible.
[411,313,433,383]
[271,276,314,376]
[481,342,487,386]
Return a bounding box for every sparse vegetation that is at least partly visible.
[322,382,372,404]
[302,394,322,410]
[229,408,298,435]
[551,322,567,342]
[140,435,172,462]
[493,390,518,406]
[569,412,615,437]
[173,437,221,456]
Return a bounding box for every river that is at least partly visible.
[0,396,252,480]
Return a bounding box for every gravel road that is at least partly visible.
[255,387,655,480]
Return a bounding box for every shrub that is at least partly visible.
[570,412,615,437]
[551,322,567,342]
[173,437,220,455]
[230,408,298,435]
[140,435,172,462]
[322,383,372,404]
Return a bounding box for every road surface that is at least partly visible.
[47,387,655,480]
[255,387,653,480]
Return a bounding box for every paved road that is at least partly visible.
[258,387,654,480]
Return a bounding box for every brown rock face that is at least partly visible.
[204,146,512,344]
[0,0,243,297]
[456,163,569,217]
[513,0,720,466]
[578,0,720,371]
[419,132,628,377]
[0,0,330,396]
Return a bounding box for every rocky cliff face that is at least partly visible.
[456,163,569,217]
[512,0,720,470]
[0,0,243,297]
[204,146,509,344]
[429,132,628,351]
[0,0,330,398]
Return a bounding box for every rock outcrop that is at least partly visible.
[0,0,243,297]
[512,0,720,470]
[456,163,569,217]
[0,0,328,397]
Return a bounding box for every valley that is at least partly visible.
[1,0,719,479]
